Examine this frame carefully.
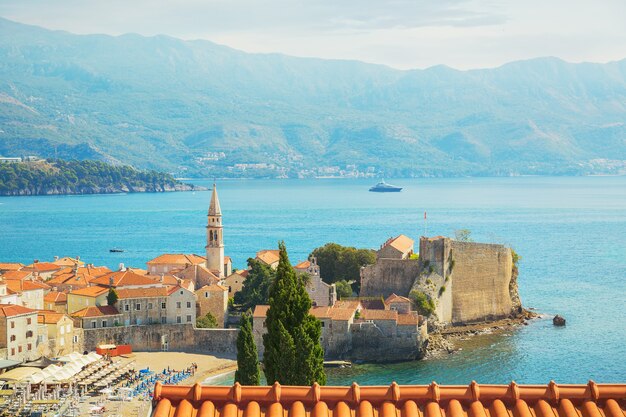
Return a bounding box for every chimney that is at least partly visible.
[160,274,164,283]
[119,263,126,272]
[109,277,114,286]
[34,259,39,264]
[54,256,59,261]
[53,286,58,292]
[76,256,80,261]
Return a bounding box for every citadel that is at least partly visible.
[0,184,523,363]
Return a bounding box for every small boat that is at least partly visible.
[109,248,124,253]
[369,179,402,192]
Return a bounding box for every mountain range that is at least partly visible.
[1,17,625,177]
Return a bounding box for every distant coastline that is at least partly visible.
[0,159,206,196]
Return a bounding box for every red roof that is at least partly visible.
[24,262,62,272]
[294,260,311,269]
[71,305,121,318]
[37,310,68,324]
[0,270,34,281]
[44,291,67,304]
[151,382,626,417]
[361,309,398,321]
[4,279,49,293]
[69,286,109,297]
[90,270,158,287]
[252,305,270,318]
[0,263,24,271]
[385,293,412,304]
[0,303,37,317]
[115,286,181,299]
[147,254,206,265]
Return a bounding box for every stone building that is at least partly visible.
[377,235,414,259]
[36,311,75,356]
[115,286,196,326]
[294,258,337,307]
[71,305,123,329]
[67,286,109,314]
[0,304,39,361]
[195,284,228,327]
[384,293,412,313]
[223,270,248,297]
[43,291,68,313]
[4,278,47,310]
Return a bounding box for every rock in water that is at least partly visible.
[553,315,566,326]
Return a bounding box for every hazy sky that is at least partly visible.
[1,0,625,69]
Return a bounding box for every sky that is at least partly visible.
[1,0,625,70]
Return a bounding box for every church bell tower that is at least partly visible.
[206,183,225,278]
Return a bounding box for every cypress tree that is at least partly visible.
[234,312,260,385]
[263,242,326,385]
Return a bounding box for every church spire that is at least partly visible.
[208,183,222,216]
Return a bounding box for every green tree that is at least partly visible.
[263,242,326,385]
[311,243,376,292]
[107,288,118,306]
[234,258,275,309]
[234,312,260,385]
[334,280,353,299]
[196,312,219,328]
[409,290,436,316]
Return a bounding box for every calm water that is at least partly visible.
[1,177,625,384]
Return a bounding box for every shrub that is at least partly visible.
[409,290,436,316]
[439,286,446,296]
[196,312,219,328]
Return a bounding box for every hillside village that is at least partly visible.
[0,184,523,365]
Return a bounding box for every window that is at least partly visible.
[73,335,78,343]
[205,292,208,298]
[59,338,65,346]
[186,302,191,309]
[114,320,119,326]
[11,348,14,356]
[180,291,183,295]
[102,320,107,328]
[10,321,14,329]
[60,326,65,335]
[148,303,153,310]
[18,346,22,353]
[10,335,16,342]
[135,304,141,311]
[124,304,129,312]
[25,330,33,338]
[27,318,32,325]
[91,321,96,328]
[176,316,181,324]
[186,315,192,322]
[321,322,325,327]
[161,302,166,309]
[263,321,267,328]
[176,302,181,309]
[161,316,167,324]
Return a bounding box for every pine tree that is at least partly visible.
[234,312,260,385]
[263,242,326,385]
[107,288,118,306]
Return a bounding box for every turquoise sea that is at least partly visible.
[1,177,625,384]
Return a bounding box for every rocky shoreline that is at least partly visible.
[425,309,539,357]
[0,183,206,196]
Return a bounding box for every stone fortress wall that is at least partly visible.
[361,236,521,326]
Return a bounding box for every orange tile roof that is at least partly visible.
[0,263,24,271]
[224,256,232,264]
[386,234,414,253]
[4,279,49,293]
[361,308,398,321]
[69,286,109,297]
[151,382,626,417]
[51,257,85,267]
[397,313,420,326]
[0,303,37,317]
[252,305,270,318]
[37,310,68,324]
[147,254,206,265]
[256,250,280,266]
[24,262,62,272]
[328,308,357,321]
[115,286,175,299]
[44,291,67,304]
[71,305,120,318]
[295,260,311,269]
[309,306,332,319]
[1,270,34,281]
[334,300,362,310]
[90,270,158,287]
[196,284,228,293]
[385,293,412,304]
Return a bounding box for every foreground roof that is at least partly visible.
[151,381,626,417]
[0,304,36,317]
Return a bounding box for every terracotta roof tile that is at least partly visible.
[252,305,270,318]
[361,308,398,321]
[51,257,85,267]
[4,279,49,293]
[115,286,173,299]
[37,310,68,324]
[309,307,331,319]
[328,308,356,321]
[382,234,414,253]
[385,293,412,304]
[294,260,311,269]
[71,305,121,318]
[91,270,158,287]
[0,270,34,281]
[0,263,24,271]
[224,256,232,264]
[196,284,228,293]
[334,300,362,310]
[256,250,280,266]
[0,303,37,317]
[69,286,109,297]
[397,313,420,326]
[44,291,67,304]
[24,262,62,272]
[147,254,206,265]
[151,382,626,417]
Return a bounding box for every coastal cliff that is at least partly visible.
[0,159,204,196]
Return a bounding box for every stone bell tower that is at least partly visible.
[205,183,225,278]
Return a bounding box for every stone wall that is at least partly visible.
[360,259,420,298]
[349,322,427,362]
[81,324,238,355]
